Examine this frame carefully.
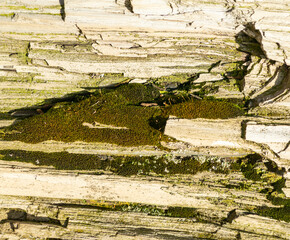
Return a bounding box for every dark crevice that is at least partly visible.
[75,24,87,40]
[235,25,266,58]
[149,115,168,133]
[235,23,290,109]
[7,89,92,118]
[125,0,133,13]
[250,64,289,108]
[278,141,290,154]
[240,120,248,139]
[208,60,221,73]
[59,0,65,21]
[0,209,68,227]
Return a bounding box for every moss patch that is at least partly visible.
[0,150,232,176]
[0,12,15,18]
[4,83,245,146]
[0,112,15,120]
[4,84,162,146]
[3,5,39,11]
[254,206,290,223]
[237,154,290,221]
[153,73,194,88]
[16,42,31,65]
[57,201,205,221]
[166,99,244,119]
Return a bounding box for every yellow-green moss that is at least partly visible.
[0,12,15,17]
[166,99,244,119]
[154,73,193,84]
[254,206,290,222]
[4,5,39,11]
[4,84,162,146]
[3,83,246,146]
[16,42,31,65]
[0,150,232,175]
[57,200,206,221]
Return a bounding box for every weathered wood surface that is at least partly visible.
[0,0,289,239]
[0,160,289,239]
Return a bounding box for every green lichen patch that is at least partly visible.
[45,5,62,10]
[165,99,244,119]
[0,40,31,65]
[0,73,40,84]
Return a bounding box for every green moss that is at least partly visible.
[113,83,160,105]
[238,154,265,181]
[16,42,31,65]
[165,99,244,119]
[165,207,197,218]
[240,162,262,181]
[58,200,206,220]
[154,73,193,84]
[0,12,15,18]
[4,84,163,146]
[223,181,253,190]
[4,5,39,11]
[0,150,231,175]
[222,62,247,82]
[45,5,62,9]
[0,112,15,120]
[113,155,201,176]
[57,199,221,224]
[94,202,166,216]
[0,150,102,170]
[255,206,290,222]
[238,154,289,209]
[267,191,290,207]
[3,82,247,146]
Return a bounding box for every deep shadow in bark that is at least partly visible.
[59,0,65,21]
[235,24,265,58]
[125,0,133,13]
[0,209,69,227]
